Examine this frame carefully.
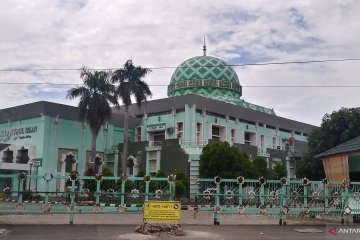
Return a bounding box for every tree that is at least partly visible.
[100,167,117,191]
[112,60,152,175]
[199,141,257,178]
[67,68,118,173]
[174,171,188,197]
[296,107,360,179]
[253,156,271,179]
[155,170,166,177]
[270,162,287,180]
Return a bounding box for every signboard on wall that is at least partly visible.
[143,201,181,223]
[0,126,38,143]
[32,158,42,167]
[147,123,166,132]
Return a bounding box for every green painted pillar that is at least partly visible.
[344,187,350,224]
[114,153,119,178]
[45,181,50,204]
[324,186,329,208]
[238,184,243,206]
[69,180,75,225]
[18,179,24,204]
[214,182,220,225]
[145,182,149,201]
[260,185,265,206]
[169,182,175,201]
[280,184,287,225]
[96,181,100,204]
[121,181,125,205]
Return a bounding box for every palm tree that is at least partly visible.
[67,67,118,174]
[112,60,152,175]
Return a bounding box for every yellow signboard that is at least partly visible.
[144,201,181,223]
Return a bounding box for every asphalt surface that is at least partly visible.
[0,224,326,240]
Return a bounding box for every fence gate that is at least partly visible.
[0,171,175,224]
[195,176,360,225]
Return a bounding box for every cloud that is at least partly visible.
[0,0,360,126]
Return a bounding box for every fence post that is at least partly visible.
[238,184,243,206]
[279,183,288,225]
[45,180,50,204]
[303,185,308,208]
[121,180,125,205]
[18,178,24,204]
[96,181,100,205]
[145,181,149,201]
[69,180,75,224]
[214,181,220,225]
[324,185,328,208]
[169,181,175,201]
[260,185,265,206]
[344,186,350,224]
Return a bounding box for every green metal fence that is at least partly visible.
[0,171,175,224]
[2,172,360,226]
[195,176,360,225]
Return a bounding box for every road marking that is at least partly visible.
[0,229,10,236]
[294,228,323,233]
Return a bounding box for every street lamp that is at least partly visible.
[28,161,33,191]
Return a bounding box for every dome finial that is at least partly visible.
[203,36,207,56]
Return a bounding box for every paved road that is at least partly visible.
[0,224,326,240]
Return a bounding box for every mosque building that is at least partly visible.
[0,45,317,194]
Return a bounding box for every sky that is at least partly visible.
[1,0,360,126]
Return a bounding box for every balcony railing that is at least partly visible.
[180,139,206,147]
[145,141,162,151]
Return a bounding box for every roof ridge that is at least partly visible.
[315,135,360,158]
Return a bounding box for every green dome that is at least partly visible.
[167,56,242,100]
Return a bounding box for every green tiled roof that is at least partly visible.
[168,55,242,99]
[167,55,276,115]
[315,136,360,158]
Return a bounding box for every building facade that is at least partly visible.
[0,51,317,195]
[0,102,138,192]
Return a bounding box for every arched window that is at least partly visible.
[2,148,13,163]
[64,153,77,172]
[16,146,29,164]
[127,155,139,176]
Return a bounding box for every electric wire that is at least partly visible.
[0,58,359,72]
[0,82,358,88]
[0,58,359,87]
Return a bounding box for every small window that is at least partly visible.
[272,137,277,149]
[231,129,236,143]
[135,127,142,142]
[176,122,184,139]
[149,160,157,173]
[244,132,250,144]
[244,132,256,146]
[148,151,157,174]
[212,125,220,141]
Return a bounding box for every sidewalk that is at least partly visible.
[0,211,329,225]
